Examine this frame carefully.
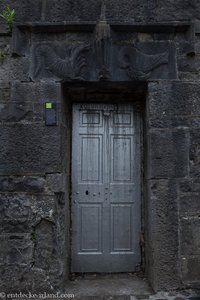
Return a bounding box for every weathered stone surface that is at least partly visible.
[0,57,30,81]
[147,179,180,290]
[190,130,200,178]
[34,219,59,270]
[180,217,200,256]
[0,124,62,174]
[43,0,199,23]
[46,174,66,193]
[177,56,200,73]
[179,179,200,193]
[0,0,42,23]
[0,219,32,233]
[148,82,200,128]
[179,195,200,214]
[0,176,46,193]
[181,255,200,283]
[11,81,61,104]
[0,101,38,123]
[0,234,33,265]
[0,83,10,102]
[0,265,54,293]
[147,129,189,179]
[0,193,55,222]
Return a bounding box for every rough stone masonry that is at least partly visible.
[0,0,200,294]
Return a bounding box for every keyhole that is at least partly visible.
[85,190,89,195]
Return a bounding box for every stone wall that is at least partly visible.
[146,81,200,290]
[0,0,199,293]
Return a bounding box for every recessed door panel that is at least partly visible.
[71,103,141,272]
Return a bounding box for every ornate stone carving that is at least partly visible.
[120,46,169,80]
[95,0,111,81]
[33,44,89,80]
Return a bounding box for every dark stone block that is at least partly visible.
[34,220,58,269]
[44,0,102,22]
[0,83,10,103]
[0,265,54,293]
[0,219,32,233]
[176,41,196,56]
[147,179,180,290]
[0,57,30,82]
[0,176,46,192]
[148,82,200,128]
[179,179,200,193]
[181,256,200,283]
[177,56,200,73]
[0,101,35,123]
[11,81,61,104]
[0,193,55,221]
[0,265,32,293]
[46,174,66,193]
[0,194,32,219]
[11,26,31,57]
[180,217,200,256]
[30,39,176,81]
[179,195,200,214]
[0,234,33,265]
[155,1,198,22]
[147,129,189,179]
[0,0,42,23]
[190,130,200,178]
[42,0,200,23]
[0,124,62,174]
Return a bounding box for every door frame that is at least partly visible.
[62,81,147,277]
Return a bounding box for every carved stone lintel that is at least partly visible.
[32,44,89,80]
[120,46,169,80]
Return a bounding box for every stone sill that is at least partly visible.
[13,21,192,34]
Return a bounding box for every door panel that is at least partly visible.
[71,103,141,272]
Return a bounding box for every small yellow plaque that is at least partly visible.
[46,102,52,109]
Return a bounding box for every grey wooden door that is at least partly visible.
[71,103,141,272]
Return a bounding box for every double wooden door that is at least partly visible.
[71,103,141,272]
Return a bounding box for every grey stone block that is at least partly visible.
[0,124,62,174]
[147,129,189,179]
